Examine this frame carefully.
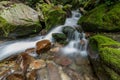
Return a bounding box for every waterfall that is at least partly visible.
[0,10,88,60]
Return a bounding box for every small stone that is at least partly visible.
[55,56,72,66]
[29,59,46,70]
[36,40,51,54]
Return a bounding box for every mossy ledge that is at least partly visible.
[89,35,120,80]
[78,3,120,32]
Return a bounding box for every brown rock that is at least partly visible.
[40,29,47,35]
[25,48,35,54]
[36,40,51,54]
[47,61,61,80]
[27,70,37,80]
[55,56,72,66]
[17,53,35,75]
[6,73,24,80]
[29,59,46,70]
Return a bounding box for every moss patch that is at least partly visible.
[38,3,66,30]
[78,3,120,32]
[89,35,120,79]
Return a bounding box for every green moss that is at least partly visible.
[104,65,120,80]
[89,34,120,75]
[78,3,120,32]
[38,3,66,30]
[89,35,120,79]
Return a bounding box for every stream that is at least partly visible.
[0,10,87,61]
[0,10,98,80]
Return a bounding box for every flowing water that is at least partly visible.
[0,10,88,61]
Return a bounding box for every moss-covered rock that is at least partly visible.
[0,1,42,38]
[36,3,66,31]
[78,3,120,32]
[89,35,120,80]
[52,33,67,44]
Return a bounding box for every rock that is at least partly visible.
[6,73,24,80]
[27,70,37,80]
[36,40,51,54]
[62,26,75,39]
[25,48,35,54]
[17,53,35,74]
[89,35,120,80]
[78,3,120,32]
[36,3,66,30]
[37,68,49,80]
[47,61,61,80]
[52,33,67,44]
[39,29,47,35]
[29,59,46,70]
[55,55,72,66]
[0,1,42,38]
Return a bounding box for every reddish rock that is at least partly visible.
[36,40,51,54]
[55,56,72,66]
[29,59,46,70]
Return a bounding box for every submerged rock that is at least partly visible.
[78,3,120,32]
[89,35,120,80]
[0,1,42,38]
[36,40,51,54]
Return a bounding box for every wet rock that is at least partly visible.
[47,61,61,80]
[64,68,83,80]
[36,40,51,54]
[29,59,46,70]
[62,26,75,39]
[55,55,72,66]
[25,48,35,54]
[50,47,60,53]
[39,29,47,36]
[37,68,49,80]
[6,73,24,80]
[27,70,37,80]
[58,66,71,80]
[52,33,67,44]
[17,53,35,74]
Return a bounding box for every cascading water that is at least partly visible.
[0,10,88,60]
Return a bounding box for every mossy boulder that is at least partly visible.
[0,1,42,38]
[52,33,67,44]
[89,35,120,80]
[36,3,66,31]
[78,3,120,32]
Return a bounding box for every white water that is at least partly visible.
[0,11,88,60]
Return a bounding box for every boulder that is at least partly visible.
[36,3,66,30]
[36,40,51,54]
[0,1,42,38]
[89,35,120,80]
[52,33,67,44]
[78,3,120,32]
[62,26,75,39]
